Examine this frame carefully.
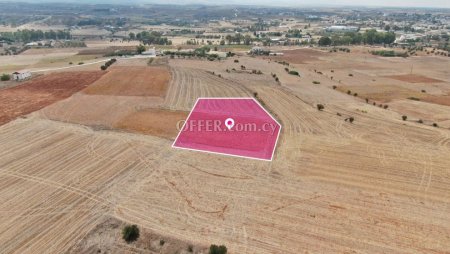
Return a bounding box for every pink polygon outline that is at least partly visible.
[171,97,282,161]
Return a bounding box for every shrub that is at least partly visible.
[421,89,426,93]
[275,77,279,82]
[209,245,227,254]
[408,97,421,101]
[433,123,438,127]
[337,112,342,116]
[313,81,320,84]
[353,93,358,97]
[69,62,73,65]
[160,239,165,246]
[317,104,324,111]
[365,98,369,103]
[332,85,337,89]
[100,65,107,70]
[78,62,84,65]
[1,73,11,81]
[348,73,353,77]
[347,90,351,95]
[402,115,407,121]
[348,117,354,123]
[234,59,239,63]
[122,225,139,243]
[188,245,194,252]
[285,67,289,72]
[383,105,389,109]
[418,119,423,124]
[289,70,299,76]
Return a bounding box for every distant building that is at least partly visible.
[207,51,227,58]
[325,26,359,32]
[12,71,31,81]
[141,47,156,57]
[269,52,284,56]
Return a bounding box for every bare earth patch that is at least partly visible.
[114,109,188,139]
[83,66,170,97]
[386,74,444,83]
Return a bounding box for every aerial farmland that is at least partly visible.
[0,2,450,254]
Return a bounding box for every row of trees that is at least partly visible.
[129,31,172,45]
[0,29,71,43]
[319,30,396,46]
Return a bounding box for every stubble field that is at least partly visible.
[0,47,449,253]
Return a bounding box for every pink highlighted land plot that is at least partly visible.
[173,98,281,161]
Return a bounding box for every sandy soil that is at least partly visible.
[0,71,104,125]
[83,66,170,97]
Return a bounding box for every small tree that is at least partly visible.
[317,104,324,111]
[1,73,11,81]
[288,70,299,76]
[122,225,140,243]
[402,115,407,121]
[209,244,227,254]
[136,44,146,54]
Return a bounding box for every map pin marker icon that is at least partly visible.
[225,118,235,130]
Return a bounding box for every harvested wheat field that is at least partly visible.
[83,66,170,97]
[0,48,450,254]
[0,71,104,125]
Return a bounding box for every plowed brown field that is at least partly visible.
[114,109,188,139]
[387,74,444,83]
[0,71,104,125]
[83,66,170,97]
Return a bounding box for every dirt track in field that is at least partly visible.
[83,66,170,97]
[0,71,104,125]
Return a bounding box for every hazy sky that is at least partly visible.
[155,0,450,8]
[23,0,450,8]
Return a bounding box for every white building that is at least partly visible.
[207,51,227,58]
[12,71,31,81]
[141,47,156,57]
[325,26,359,33]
